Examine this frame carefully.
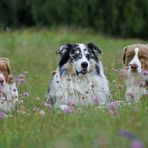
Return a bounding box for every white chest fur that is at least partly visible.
[0,82,18,112]
[49,70,110,107]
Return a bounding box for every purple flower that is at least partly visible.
[142,70,148,76]
[119,131,137,140]
[0,111,6,119]
[16,77,25,85]
[63,106,73,114]
[107,101,118,111]
[44,101,52,108]
[131,140,144,148]
[119,131,144,148]
[106,102,119,117]
[24,92,29,97]
[93,96,101,105]
[67,98,74,107]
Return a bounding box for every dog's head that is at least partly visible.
[57,43,101,75]
[0,58,12,85]
[123,44,148,73]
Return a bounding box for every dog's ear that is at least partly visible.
[0,57,11,74]
[87,43,102,55]
[56,44,73,56]
[123,47,128,64]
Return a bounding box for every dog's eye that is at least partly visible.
[86,53,90,60]
[139,55,147,60]
[127,54,133,59]
[2,67,7,72]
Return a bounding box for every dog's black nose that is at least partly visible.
[131,64,138,70]
[81,62,88,68]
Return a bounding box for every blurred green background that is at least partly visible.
[0,0,148,38]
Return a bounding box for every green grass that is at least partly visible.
[0,27,147,148]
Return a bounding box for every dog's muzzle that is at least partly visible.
[129,64,139,73]
[76,62,88,75]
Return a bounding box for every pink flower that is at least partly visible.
[107,102,119,116]
[67,98,74,107]
[93,96,101,105]
[44,101,52,108]
[142,70,148,76]
[63,106,73,114]
[131,140,144,148]
[0,111,6,119]
[119,130,136,140]
[16,77,25,85]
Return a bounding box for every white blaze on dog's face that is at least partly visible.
[123,44,148,74]
[57,43,101,76]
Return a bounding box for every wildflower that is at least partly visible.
[0,111,6,119]
[67,98,74,107]
[93,96,101,105]
[24,92,29,97]
[63,106,73,114]
[142,70,148,76]
[44,101,52,108]
[119,130,136,140]
[131,140,144,148]
[119,131,144,148]
[16,77,25,85]
[106,101,119,116]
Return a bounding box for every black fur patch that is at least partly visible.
[95,64,101,76]
[58,43,101,69]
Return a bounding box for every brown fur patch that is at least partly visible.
[0,57,12,84]
[65,63,75,76]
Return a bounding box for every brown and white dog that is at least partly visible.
[121,44,148,101]
[0,58,18,112]
[47,43,110,109]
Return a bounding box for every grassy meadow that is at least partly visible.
[0,27,147,148]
